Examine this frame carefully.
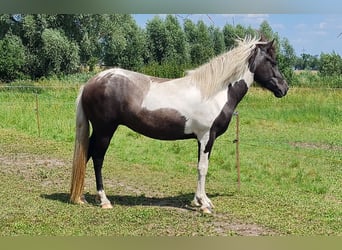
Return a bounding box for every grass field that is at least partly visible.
[0,79,341,236]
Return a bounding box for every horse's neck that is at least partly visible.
[236,67,254,88]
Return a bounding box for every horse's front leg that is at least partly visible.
[193,134,215,214]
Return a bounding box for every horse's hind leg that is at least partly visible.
[88,125,117,209]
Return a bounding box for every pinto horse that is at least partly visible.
[70,37,288,213]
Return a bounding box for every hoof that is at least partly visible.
[201,207,213,214]
[73,195,87,205]
[101,203,113,209]
[191,200,201,207]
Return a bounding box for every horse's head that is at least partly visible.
[249,38,289,98]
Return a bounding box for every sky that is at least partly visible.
[133,14,342,56]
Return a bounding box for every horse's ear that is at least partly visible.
[267,39,275,49]
[258,39,274,52]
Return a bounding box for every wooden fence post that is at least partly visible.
[233,111,240,191]
[35,93,41,137]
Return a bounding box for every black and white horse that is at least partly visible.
[70,36,288,213]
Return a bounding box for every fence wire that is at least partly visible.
[1,85,341,165]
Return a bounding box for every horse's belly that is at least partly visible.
[123,107,195,140]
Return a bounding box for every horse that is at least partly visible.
[70,36,288,214]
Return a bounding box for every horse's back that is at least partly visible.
[81,69,148,124]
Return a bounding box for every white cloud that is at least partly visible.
[319,22,327,29]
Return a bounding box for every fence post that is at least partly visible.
[233,111,240,191]
[35,92,41,137]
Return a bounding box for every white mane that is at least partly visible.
[187,36,263,98]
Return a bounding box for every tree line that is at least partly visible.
[0,14,341,84]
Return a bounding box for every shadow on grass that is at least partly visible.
[41,192,230,211]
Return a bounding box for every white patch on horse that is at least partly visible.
[193,132,214,211]
[184,88,228,136]
[141,79,228,136]
[234,67,254,88]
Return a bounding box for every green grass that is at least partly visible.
[0,81,341,235]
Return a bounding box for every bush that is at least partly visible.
[319,52,342,77]
[41,29,80,76]
[0,34,26,82]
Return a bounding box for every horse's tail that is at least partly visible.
[70,86,89,204]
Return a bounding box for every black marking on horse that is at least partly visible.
[204,80,248,155]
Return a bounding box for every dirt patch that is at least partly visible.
[212,213,277,236]
[0,152,67,181]
[0,153,66,168]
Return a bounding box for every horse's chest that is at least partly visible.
[184,91,228,136]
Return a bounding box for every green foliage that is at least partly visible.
[145,16,168,64]
[184,19,214,66]
[140,60,191,78]
[295,53,320,70]
[319,52,342,76]
[116,16,146,70]
[278,37,296,84]
[0,14,341,88]
[222,24,256,50]
[0,33,26,82]
[209,26,225,55]
[164,15,189,64]
[259,20,278,42]
[41,29,80,76]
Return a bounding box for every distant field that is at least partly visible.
[0,81,341,235]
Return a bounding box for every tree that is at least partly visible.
[222,24,236,50]
[259,20,280,51]
[164,15,189,64]
[0,33,26,82]
[101,15,129,67]
[223,23,257,50]
[145,16,168,64]
[209,25,225,55]
[184,19,214,65]
[41,28,80,76]
[0,14,16,39]
[319,52,342,76]
[117,15,146,70]
[295,53,320,70]
[101,14,145,70]
[278,37,296,82]
[55,14,105,68]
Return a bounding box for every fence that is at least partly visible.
[1,85,341,191]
